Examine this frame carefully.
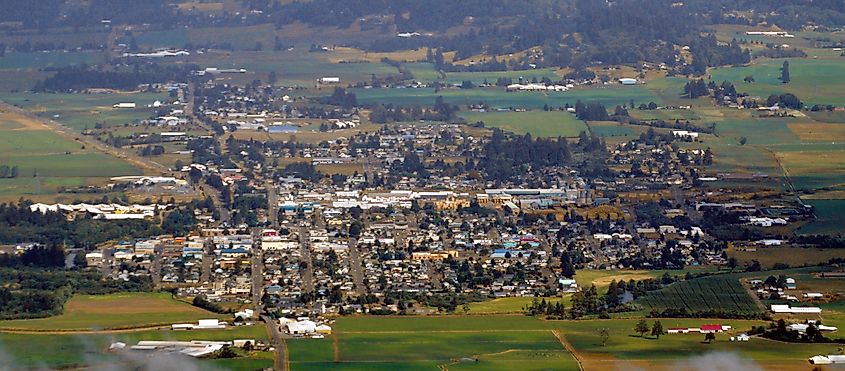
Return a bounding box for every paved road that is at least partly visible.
[200,238,212,284]
[201,181,230,224]
[298,227,315,310]
[266,180,279,228]
[262,315,287,371]
[347,237,366,296]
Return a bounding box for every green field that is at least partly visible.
[460,111,588,137]
[636,274,760,314]
[468,297,570,315]
[0,292,225,331]
[353,85,661,110]
[289,315,576,371]
[0,325,272,370]
[0,51,106,70]
[797,199,845,235]
[710,58,845,106]
[1,92,168,132]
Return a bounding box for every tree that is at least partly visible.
[781,60,790,84]
[739,137,747,145]
[599,328,610,346]
[462,303,470,314]
[635,319,649,337]
[651,321,664,339]
[704,332,716,343]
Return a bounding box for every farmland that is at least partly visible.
[0,292,225,331]
[635,274,761,314]
[289,315,577,371]
[460,111,588,137]
[798,199,845,235]
[0,108,140,199]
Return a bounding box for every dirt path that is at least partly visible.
[739,277,767,312]
[552,330,585,371]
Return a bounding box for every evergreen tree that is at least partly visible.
[781,60,790,84]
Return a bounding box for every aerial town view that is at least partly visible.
[0,1,844,370]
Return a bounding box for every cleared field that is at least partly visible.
[0,51,105,70]
[0,292,224,331]
[460,111,588,137]
[774,147,845,191]
[635,274,760,314]
[586,121,638,138]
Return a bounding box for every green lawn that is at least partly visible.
[797,199,845,235]
[0,292,225,331]
[460,111,588,137]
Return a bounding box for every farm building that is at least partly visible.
[171,319,227,330]
[730,333,750,342]
[319,77,341,84]
[667,324,731,334]
[789,323,838,333]
[809,355,845,365]
[771,304,821,314]
[618,78,637,85]
[113,102,136,109]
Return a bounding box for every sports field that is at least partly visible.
[461,111,588,137]
[0,292,225,331]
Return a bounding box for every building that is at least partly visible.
[619,78,638,85]
[113,102,137,109]
[771,304,821,314]
[319,77,341,84]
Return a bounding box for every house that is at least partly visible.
[785,277,796,289]
[730,333,750,342]
[559,278,578,293]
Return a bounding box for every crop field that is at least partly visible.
[460,111,588,137]
[635,274,760,314]
[0,292,225,331]
[709,58,845,106]
[0,326,272,370]
[353,85,661,110]
[729,246,845,268]
[288,315,576,371]
[467,297,570,315]
[586,121,638,139]
[0,51,105,71]
[798,199,845,235]
[0,28,108,50]
[556,317,835,371]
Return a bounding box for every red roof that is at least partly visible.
[701,325,723,331]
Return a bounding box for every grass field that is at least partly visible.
[1,92,168,132]
[710,58,845,107]
[729,246,845,268]
[460,111,588,137]
[0,292,225,331]
[289,315,577,371]
[0,108,140,197]
[0,51,106,70]
[467,297,569,315]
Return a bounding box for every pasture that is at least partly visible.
[729,246,845,268]
[468,297,569,315]
[460,110,588,137]
[0,292,225,331]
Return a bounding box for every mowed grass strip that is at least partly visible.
[0,292,224,331]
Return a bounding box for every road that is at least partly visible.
[347,237,366,296]
[262,314,287,371]
[201,181,230,224]
[298,226,315,310]
[100,247,114,278]
[251,247,264,314]
[200,238,212,284]
[266,180,279,228]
